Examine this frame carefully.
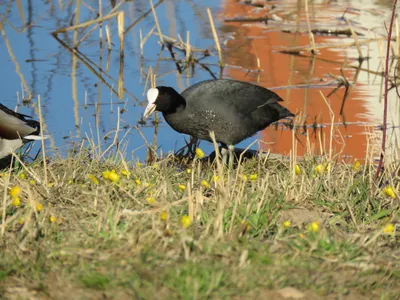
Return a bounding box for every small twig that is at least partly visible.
[376,0,398,179]
[304,0,316,54]
[207,8,224,67]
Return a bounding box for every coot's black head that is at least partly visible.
[143,86,186,119]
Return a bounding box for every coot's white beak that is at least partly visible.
[144,87,159,119]
[143,103,156,119]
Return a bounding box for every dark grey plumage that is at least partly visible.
[144,79,294,149]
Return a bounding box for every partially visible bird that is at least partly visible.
[143,79,294,165]
[0,103,45,161]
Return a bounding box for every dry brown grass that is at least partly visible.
[0,140,399,299]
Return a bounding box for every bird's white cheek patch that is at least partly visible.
[147,88,159,104]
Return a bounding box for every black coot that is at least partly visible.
[143,79,294,164]
[0,103,44,160]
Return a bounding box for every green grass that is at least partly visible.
[0,150,399,299]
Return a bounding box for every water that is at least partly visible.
[0,0,397,162]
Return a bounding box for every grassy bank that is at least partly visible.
[0,149,399,299]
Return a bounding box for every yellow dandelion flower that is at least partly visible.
[178,184,186,191]
[49,216,57,223]
[186,168,192,174]
[103,171,110,179]
[35,202,43,212]
[121,169,130,176]
[19,173,26,179]
[242,174,248,181]
[383,223,395,234]
[88,174,99,185]
[29,179,36,185]
[283,220,291,228]
[181,215,192,228]
[12,197,21,207]
[249,174,258,182]
[383,186,396,199]
[136,162,143,168]
[107,171,119,183]
[18,217,24,225]
[295,164,301,175]
[147,197,156,205]
[9,186,21,198]
[135,179,141,186]
[47,182,55,188]
[153,163,159,169]
[201,180,211,189]
[352,160,361,172]
[68,179,73,185]
[315,164,325,174]
[195,148,205,159]
[160,210,168,221]
[212,175,220,182]
[308,221,319,233]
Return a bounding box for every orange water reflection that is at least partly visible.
[220,0,375,161]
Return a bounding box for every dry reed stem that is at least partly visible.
[71,46,80,138]
[150,0,164,44]
[376,0,398,178]
[345,18,363,60]
[105,24,112,50]
[153,32,208,53]
[117,11,125,58]
[52,33,137,100]
[209,131,227,239]
[118,11,125,100]
[99,107,121,159]
[278,37,386,54]
[186,31,191,63]
[304,0,316,54]
[0,1,13,29]
[207,8,224,67]
[37,95,48,187]
[0,27,32,100]
[140,25,156,56]
[125,0,164,34]
[1,158,13,237]
[396,18,399,56]
[15,0,25,25]
[73,0,82,48]
[53,11,120,34]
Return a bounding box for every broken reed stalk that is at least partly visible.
[117,11,125,99]
[15,0,25,25]
[186,30,191,63]
[117,11,124,58]
[304,0,316,54]
[376,0,398,179]
[73,0,81,48]
[37,95,48,187]
[345,18,363,60]
[150,0,164,44]
[207,8,224,67]
[105,25,112,50]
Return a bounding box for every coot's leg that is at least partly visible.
[228,144,235,168]
[220,143,229,165]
